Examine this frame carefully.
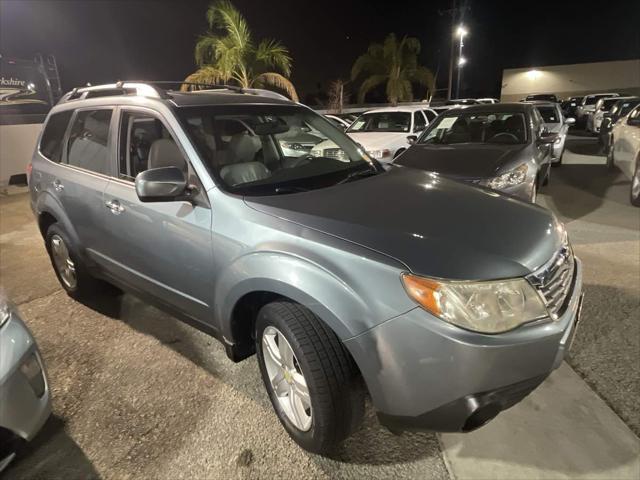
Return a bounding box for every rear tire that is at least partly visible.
[45,223,118,300]
[606,141,615,171]
[255,300,364,454]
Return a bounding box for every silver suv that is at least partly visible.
[29,82,584,454]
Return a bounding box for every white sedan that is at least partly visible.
[608,105,640,206]
[345,107,437,163]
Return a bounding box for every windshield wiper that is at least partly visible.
[274,186,309,194]
[336,168,379,185]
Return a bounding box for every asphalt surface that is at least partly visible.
[1,135,638,479]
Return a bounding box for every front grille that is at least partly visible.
[323,148,347,161]
[528,243,575,319]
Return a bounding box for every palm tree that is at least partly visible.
[182,0,298,101]
[351,33,434,106]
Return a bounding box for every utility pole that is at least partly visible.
[440,0,469,100]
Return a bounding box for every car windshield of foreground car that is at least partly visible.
[178,105,379,195]
[537,106,560,123]
[419,111,527,145]
[611,99,640,117]
[347,112,411,133]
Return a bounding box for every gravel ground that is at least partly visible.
[1,136,638,478]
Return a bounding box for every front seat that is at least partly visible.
[227,131,261,164]
[220,162,271,187]
[147,138,187,173]
[444,119,471,144]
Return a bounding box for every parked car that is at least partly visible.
[561,96,583,119]
[528,101,575,164]
[476,98,500,104]
[324,114,351,130]
[599,97,640,149]
[395,103,556,202]
[576,93,620,127]
[523,93,558,103]
[608,105,640,206]
[341,106,438,162]
[333,112,359,124]
[446,98,479,106]
[588,96,624,133]
[29,82,584,453]
[0,294,51,471]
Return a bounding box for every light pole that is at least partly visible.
[455,25,467,99]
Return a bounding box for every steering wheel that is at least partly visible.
[488,132,519,142]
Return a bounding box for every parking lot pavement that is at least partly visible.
[1,135,638,479]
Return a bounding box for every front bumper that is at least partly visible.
[344,258,583,432]
[0,310,51,444]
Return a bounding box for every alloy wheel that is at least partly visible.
[632,167,640,202]
[262,326,312,431]
[50,234,77,289]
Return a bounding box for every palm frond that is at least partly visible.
[357,74,387,103]
[207,0,252,53]
[195,35,220,66]
[253,72,299,101]
[255,39,292,76]
[181,66,228,91]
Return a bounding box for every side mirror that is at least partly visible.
[135,167,189,202]
[407,135,418,145]
[565,117,576,125]
[537,133,558,146]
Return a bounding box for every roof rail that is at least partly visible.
[61,81,171,103]
[59,80,293,104]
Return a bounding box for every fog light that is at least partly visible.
[20,353,46,398]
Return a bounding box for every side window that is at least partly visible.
[423,110,437,122]
[40,111,73,163]
[118,111,187,180]
[530,110,542,136]
[414,112,427,132]
[66,109,112,175]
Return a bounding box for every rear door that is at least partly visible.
[98,107,214,322]
[40,107,115,259]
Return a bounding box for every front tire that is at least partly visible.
[606,141,615,171]
[255,301,364,454]
[631,157,640,207]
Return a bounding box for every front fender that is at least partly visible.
[215,251,372,342]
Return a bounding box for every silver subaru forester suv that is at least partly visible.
[29,82,583,454]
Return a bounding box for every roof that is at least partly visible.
[364,105,433,114]
[168,90,295,107]
[445,102,532,114]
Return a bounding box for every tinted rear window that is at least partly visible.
[40,110,73,162]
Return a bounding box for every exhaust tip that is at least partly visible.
[462,403,501,432]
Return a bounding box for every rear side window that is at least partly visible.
[66,109,113,175]
[40,111,73,163]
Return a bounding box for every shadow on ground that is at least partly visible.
[5,416,99,480]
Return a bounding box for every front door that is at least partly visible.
[97,107,214,323]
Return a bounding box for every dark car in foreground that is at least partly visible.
[395,103,556,202]
[29,82,582,454]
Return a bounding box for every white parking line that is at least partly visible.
[439,362,640,479]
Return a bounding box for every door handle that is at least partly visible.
[53,179,64,192]
[105,199,125,215]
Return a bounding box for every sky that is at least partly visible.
[1,0,639,104]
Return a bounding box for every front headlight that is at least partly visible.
[487,164,528,190]
[401,274,548,333]
[367,149,391,159]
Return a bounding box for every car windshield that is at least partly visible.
[601,98,621,111]
[612,100,640,117]
[178,105,379,195]
[419,111,528,145]
[526,94,556,102]
[347,112,411,133]
[585,95,613,106]
[537,106,560,123]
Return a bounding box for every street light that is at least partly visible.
[456,25,468,98]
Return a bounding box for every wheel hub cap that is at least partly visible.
[262,326,312,431]
[51,234,77,289]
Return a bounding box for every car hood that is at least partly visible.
[347,131,408,150]
[245,166,561,280]
[395,143,529,178]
